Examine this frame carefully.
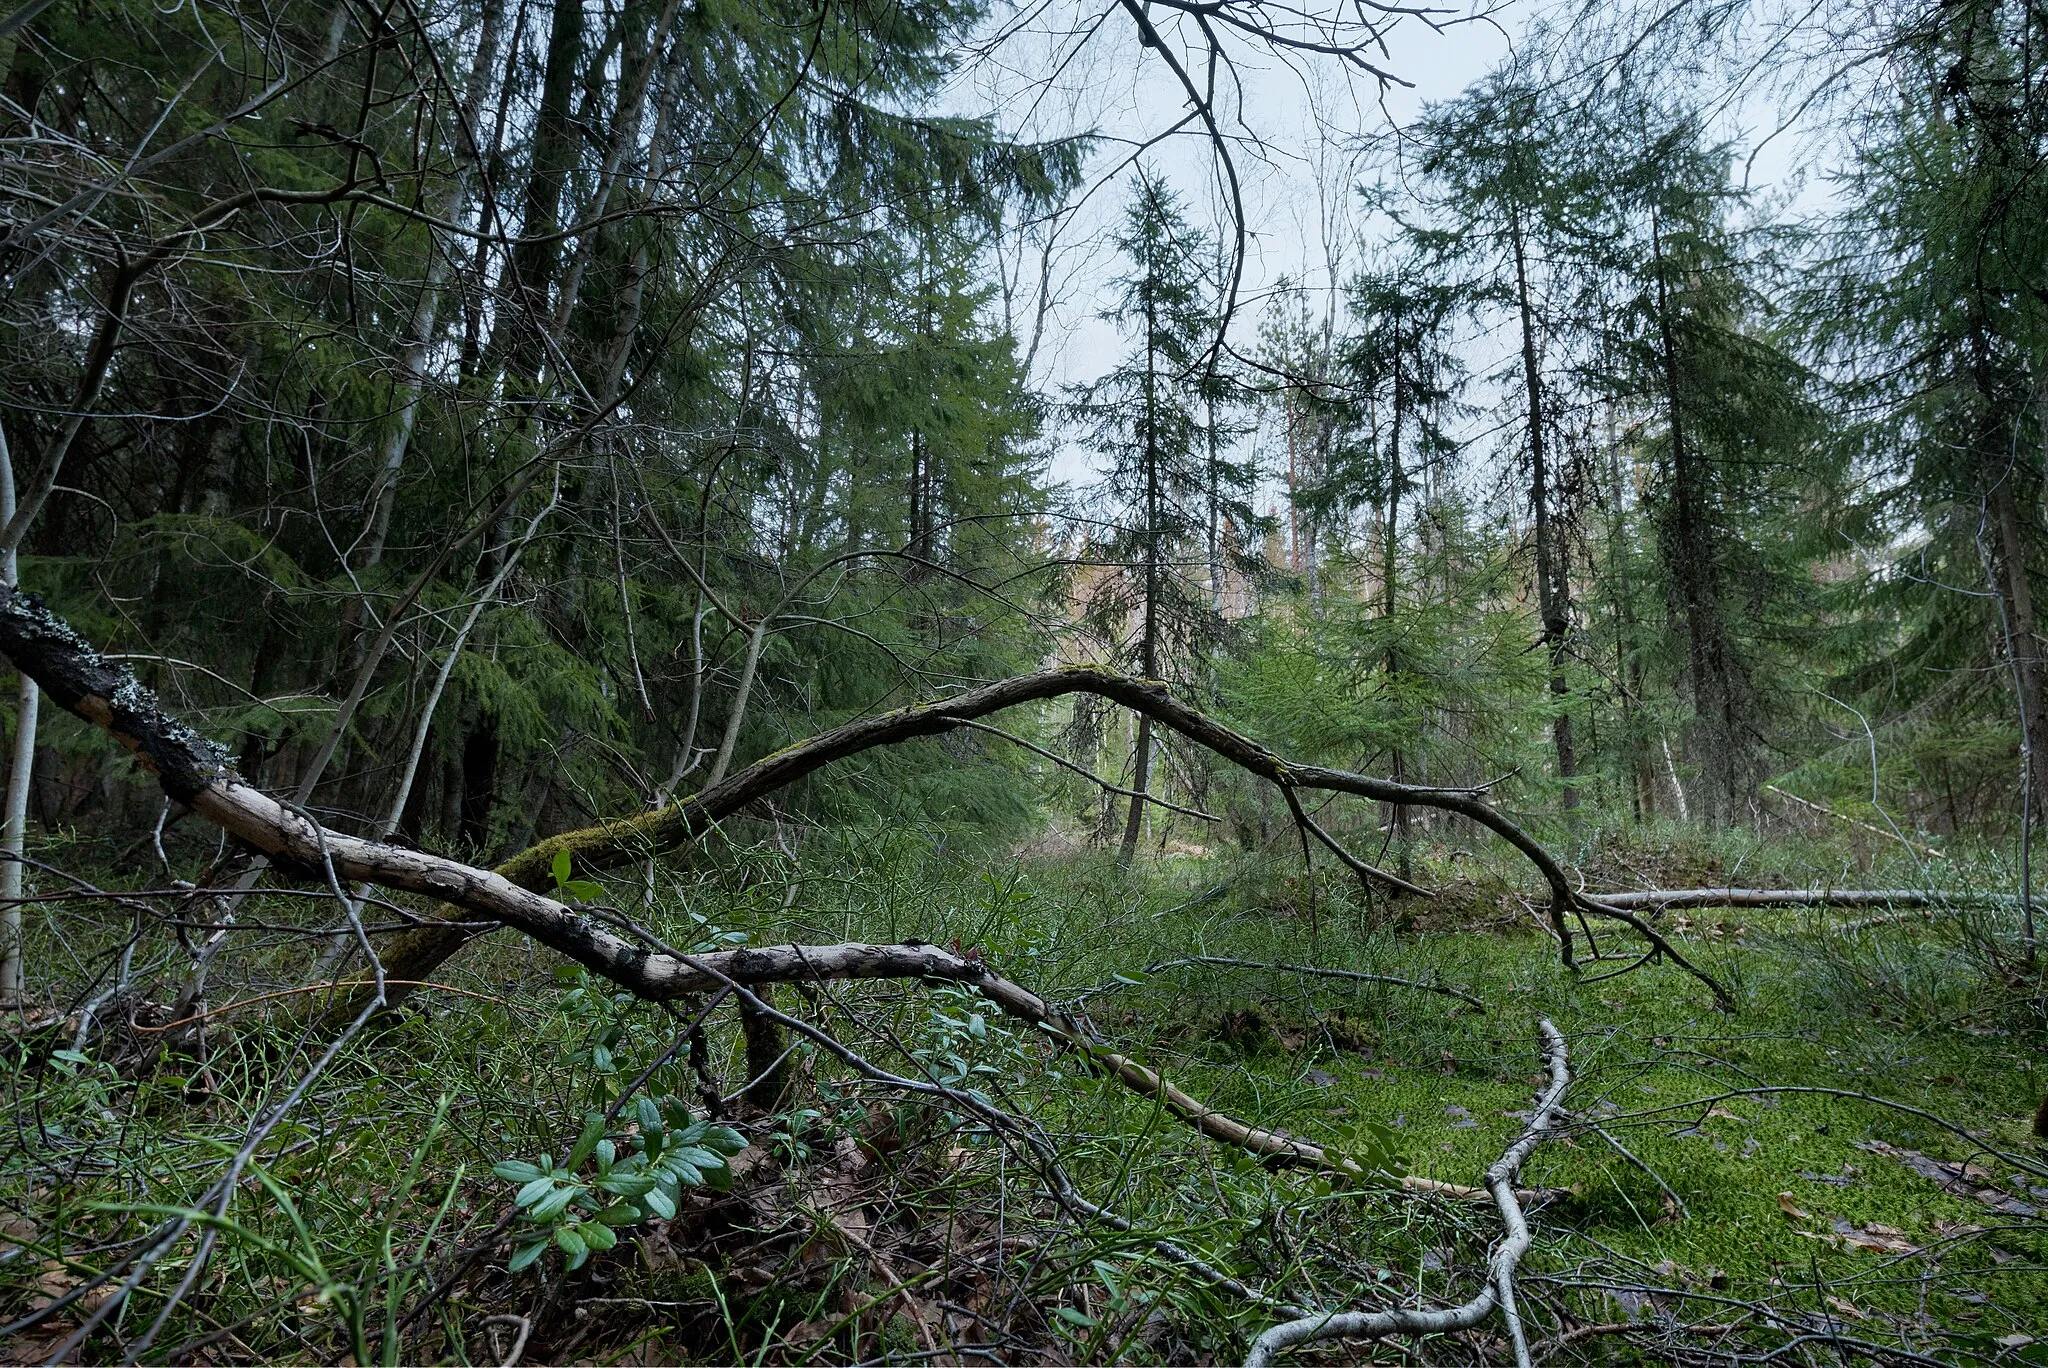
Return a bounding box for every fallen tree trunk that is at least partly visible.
[0,590,1729,1023]
[1592,887,2019,913]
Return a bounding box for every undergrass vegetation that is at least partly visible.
[4,822,2046,1363]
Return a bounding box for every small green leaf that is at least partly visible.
[580,1220,618,1251]
[508,1240,548,1274]
[493,1160,544,1184]
[1054,1307,1095,1329]
[554,1225,587,1258]
[514,1176,556,1209]
[595,1203,638,1226]
[564,879,604,902]
[596,1172,656,1198]
[552,849,573,887]
[595,1139,616,1166]
[569,1114,606,1169]
[635,1096,663,1135]
[530,1184,579,1221]
[700,1125,748,1156]
[643,1185,677,1220]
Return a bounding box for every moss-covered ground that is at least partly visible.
[4,822,2045,1362]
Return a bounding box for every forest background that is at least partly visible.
[1,0,2046,1361]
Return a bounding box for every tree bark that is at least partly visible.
[354,0,509,575]
[1120,285,1164,867]
[1651,210,1740,823]
[1384,299,1411,863]
[1510,210,1575,806]
[0,419,31,1006]
[0,591,1734,1016]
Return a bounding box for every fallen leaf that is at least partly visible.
[1825,1296,1867,1321]
[1837,1222,1917,1255]
[26,1261,79,1313]
[1777,1192,1810,1221]
[1704,1106,1746,1121]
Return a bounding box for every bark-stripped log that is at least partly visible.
[0,590,1727,1017]
[1593,887,2016,913]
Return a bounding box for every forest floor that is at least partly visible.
[4,822,2046,1364]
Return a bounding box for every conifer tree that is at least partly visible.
[1074,173,1251,864]
[1414,74,1591,804]
[1334,246,1465,855]
[1593,116,1825,824]
[1804,0,2048,848]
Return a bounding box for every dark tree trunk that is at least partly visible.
[1384,310,1411,868]
[459,720,499,852]
[1652,211,1743,823]
[1511,210,1576,806]
[1120,293,1164,866]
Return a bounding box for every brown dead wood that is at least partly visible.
[0,591,1598,1193]
[0,589,1729,1010]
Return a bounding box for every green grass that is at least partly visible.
[4,823,2046,1362]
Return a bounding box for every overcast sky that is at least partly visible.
[953,0,1836,495]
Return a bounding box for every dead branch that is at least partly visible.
[1072,954,1486,1010]
[1242,1019,1571,1368]
[0,591,1537,1198]
[1592,887,2018,913]
[0,588,1729,1007]
[1761,784,1947,859]
[956,717,1221,822]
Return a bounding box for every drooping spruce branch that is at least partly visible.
[0,588,1732,1018]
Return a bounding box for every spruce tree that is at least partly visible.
[1073,173,1250,864]
[1414,73,1592,805]
[1592,116,1825,824]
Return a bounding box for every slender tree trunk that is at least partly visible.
[1604,410,1651,823]
[0,421,34,1006]
[1651,210,1736,822]
[355,0,508,575]
[1384,319,1410,867]
[705,615,769,792]
[1286,404,1300,574]
[1988,479,2048,802]
[499,0,584,383]
[551,0,684,336]
[1206,389,1223,618]
[1120,295,1163,867]
[1511,210,1575,806]
[1975,338,2048,827]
